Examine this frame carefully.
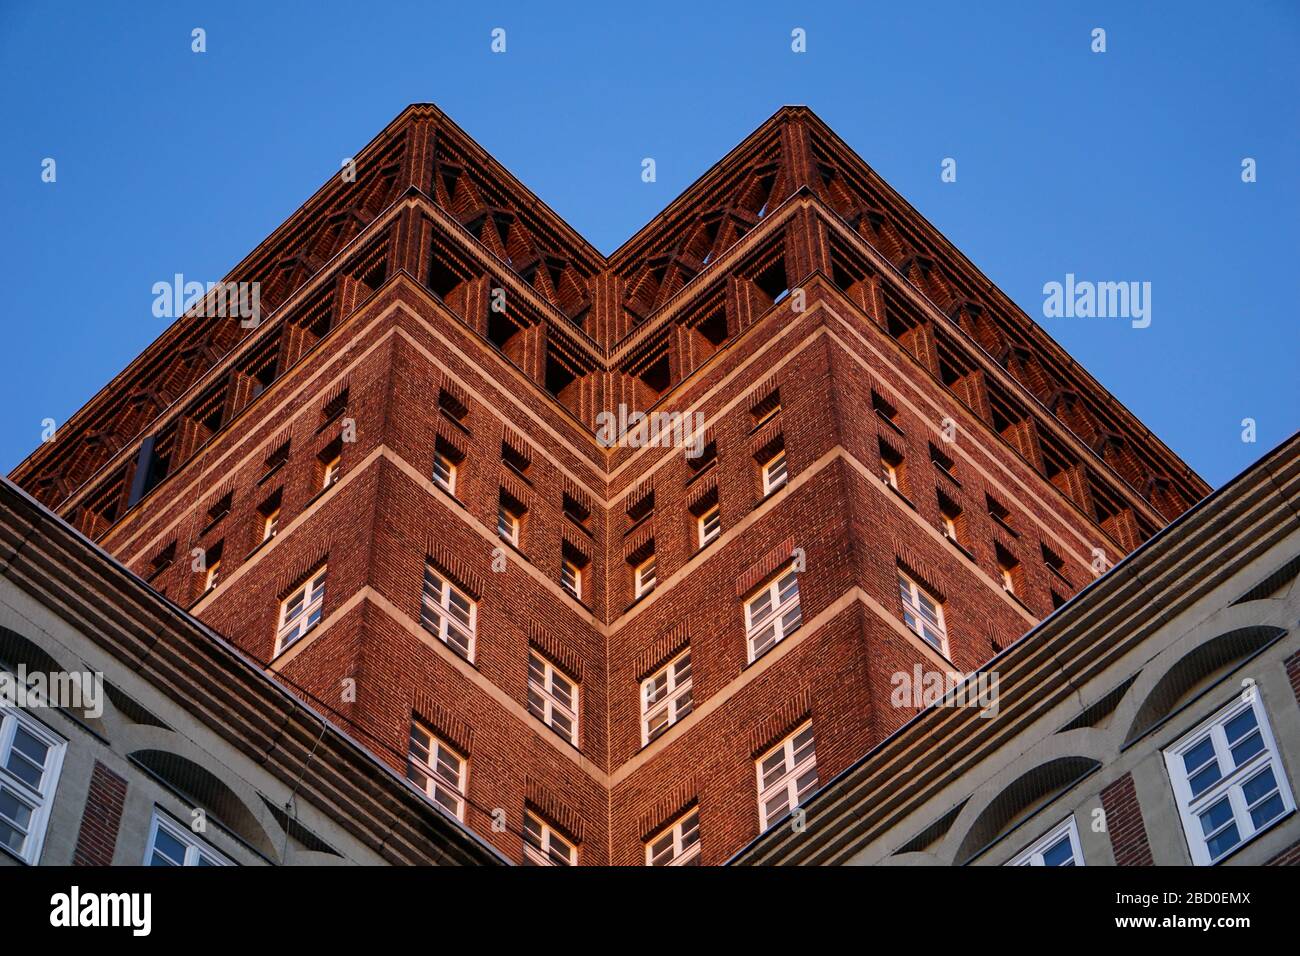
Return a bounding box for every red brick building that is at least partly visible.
[9,104,1209,865]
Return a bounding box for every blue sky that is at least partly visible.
[1,1,1296,488]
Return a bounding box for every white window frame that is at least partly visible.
[432,451,457,495]
[321,454,341,489]
[756,722,818,831]
[144,810,233,866]
[420,567,477,661]
[634,555,656,598]
[275,566,327,656]
[641,649,693,747]
[697,504,721,548]
[761,449,789,496]
[1164,693,1295,865]
[204,556,222,592]
[745,567,802,663]
[261,506,280,542]
[523,811,575,866]
[406,723,468,821]
[999,562,1017,595]
[898,571,948,657]
[1009,815,1084,866]
[941,512,959,542]
[528,651,579,745]
[646,807,701,866]
[561,559,583,601]
[881,458,900,490]
[497,503,521,546]
[0,707,66,865]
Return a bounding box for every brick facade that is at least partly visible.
[1100,773,1155,866]
[71,761,128,866]
[9,105,1209,865]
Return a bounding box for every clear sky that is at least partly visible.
[1,1,1296,488]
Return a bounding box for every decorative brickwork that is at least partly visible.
[8,105,1210,865]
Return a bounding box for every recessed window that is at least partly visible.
[871,390,901,431]
[206,492,233,529]
[627,492,655,527]
[987,494,1016,534]
[319,447,341,490]
[761,448,789,496]
[560,557,585,602]
[144,811,233,866]
[751,390,781,429]
[275,566,326,655]
[202,541,224,593]
[0,708,66,864]
[897,571,947,655]
[1009,816,1083,867]
[996,545,1022,596]
[528,651,579,746]
[756,723,818,831]
[432,448,458,495]
[634,554,657,599]
[697,503,721,548]
[880,441,905,492]
[320,388,348,426]
[523,811,575,866]
[1041,543,1068,580]
[1164,695,1295,865]
[641,649,693,746]
[420,567,476,661]
[938,492,965,547]
[498,496,523,546]
[406,723,467,821]
[264,441,290,475]
[563,493,590,528]
[646,807,701,866]
[745,567,802,662]
[259,491,282,543]
[502,441,530,477]
[930,443,956,480]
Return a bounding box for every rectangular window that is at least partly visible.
[1009,816,1084,866]
[406,723,467,820]
[259,491,282,543]
[275,566,326,655]
[938,491,964,548]
[751,391,781,428]
[745,567,802,662]
[528,651,579,745]
[646,807,701,866]
[930,442,956,479]
[498,500,522,546]
[898,571,947,655]
[203,541,223,593]
[432,449,458,495]
[144,810,233,866]
[320,451,341,489]
[987,494,1016,534]
[634,554,657,598]
[0,709,65,865]
[1164,695,1295,865]
[420,567,476,661]
[996,545,1021,596]
[560,559,584,601]
[641,649,693,746]
[697,504,721,548]
[523,811,575,866]
[880,441,904,492]
[757,723,818,831]
[761,449,789,496]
